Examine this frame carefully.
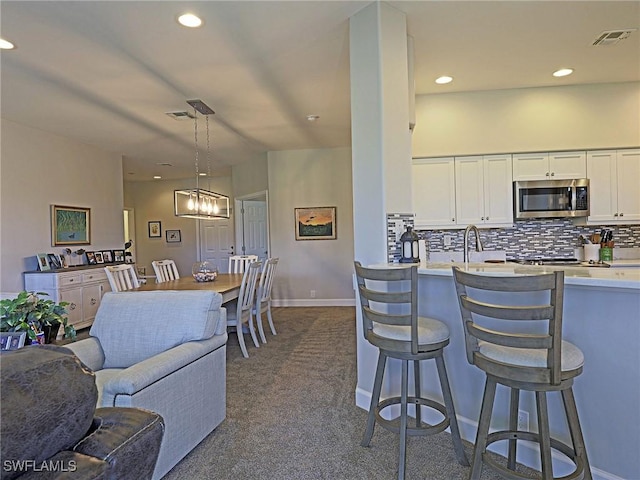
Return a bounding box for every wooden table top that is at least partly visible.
[133,273,244,302]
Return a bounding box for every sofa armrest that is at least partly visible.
[101,333,227,401]
[64,337,105,371]
[73,407,164,480]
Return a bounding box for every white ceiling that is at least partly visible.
[1,1,638,180]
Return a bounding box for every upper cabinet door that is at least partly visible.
[412,157,456,227]
[586,150,617,222]
[549,151,586,179]
[483,154,513,224]
[616,149,640,222]
[455,156,484,225]
[512,153,549,180]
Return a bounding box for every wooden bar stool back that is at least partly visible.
[354,262,468,480]
[452,266,591,480]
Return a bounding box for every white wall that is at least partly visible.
[0,120,124,293]
[267,147,354,305]
[123,176,232,277]
[413,82,640,157]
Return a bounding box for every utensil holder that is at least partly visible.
[584,244,600,262]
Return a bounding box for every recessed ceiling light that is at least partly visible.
[0,38,15,50]
[178,13,203,28]
[435,76,453,85]
[553,68,573,77]
[199,172,207,176]
[153,176,162,180]
[306,115,320,122]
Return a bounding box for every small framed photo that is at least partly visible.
[113,250,125,262]
[59,254,68,268]
[102,251,113,263]
[95,252,104,264]
[86,251,97,265]
[1,332,26,350]
[148,221,161,238]
[47,253,61,269]
[36,253,51,271]
[294,206,337,240]
[166,230,181,243]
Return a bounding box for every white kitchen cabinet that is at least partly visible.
[513,151,586,180]
[24,266,111,331]
[586,149,640,224]
[412,157,456,227]
[455,154,513,226]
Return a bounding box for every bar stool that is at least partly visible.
[354,262,468,480]
[452,266,591,480]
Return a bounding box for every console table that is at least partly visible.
[24,265,112,332]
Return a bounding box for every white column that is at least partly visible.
[350,2,413,408]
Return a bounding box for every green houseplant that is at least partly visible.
[0,291,76,343]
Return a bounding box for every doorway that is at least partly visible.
[235,191,269,261]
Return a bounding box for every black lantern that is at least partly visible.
[399,226,420,263]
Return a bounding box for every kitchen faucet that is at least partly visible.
[463,224,484,262]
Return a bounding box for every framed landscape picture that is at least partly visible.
[294,207,336,240]
[51,205,91,246]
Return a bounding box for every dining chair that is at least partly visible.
[452,266,591,480]
[354,262,468,480]
[104,264,140,292]
[228,255,258,274]
[225,261,262,358]
[152,259,180,283]
[252,257,279,343]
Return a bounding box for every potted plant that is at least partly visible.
[0,291,76,344]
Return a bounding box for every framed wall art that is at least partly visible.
[166,230,181,243]
[148,221,161,238]
[51,205,91,246]
[294,207,337,241]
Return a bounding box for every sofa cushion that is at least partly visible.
[90,290,223,369]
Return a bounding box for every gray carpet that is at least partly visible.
[163,307,534,480]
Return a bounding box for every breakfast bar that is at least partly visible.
[355,262,640,480]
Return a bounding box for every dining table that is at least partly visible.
[133,273,244,303]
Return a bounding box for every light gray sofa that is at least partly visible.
[65,290,227,480]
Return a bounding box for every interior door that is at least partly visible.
[242,200,268,259]
[200,218,234,273]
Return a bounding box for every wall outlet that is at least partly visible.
[517,409,529,431]
[444,234,453,247]
[310,290,316,298]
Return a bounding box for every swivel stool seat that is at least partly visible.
[354,262,468,480]
[452,266,591,480]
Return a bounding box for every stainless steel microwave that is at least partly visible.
[514,179,589,219]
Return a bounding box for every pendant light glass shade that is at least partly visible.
[174,99,230,220]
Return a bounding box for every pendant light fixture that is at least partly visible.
[174,99,230,220]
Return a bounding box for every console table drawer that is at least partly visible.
[60,274,82,287]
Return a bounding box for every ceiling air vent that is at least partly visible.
[165,111,195,120]
[592,29,636,46]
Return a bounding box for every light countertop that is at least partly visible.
[373,261,640,290]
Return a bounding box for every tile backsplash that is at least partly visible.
[387,214,640,261]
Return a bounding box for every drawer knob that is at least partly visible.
[70,303,77,310]
[90,298,97,305]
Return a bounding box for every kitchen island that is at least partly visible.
[355,261,640,480]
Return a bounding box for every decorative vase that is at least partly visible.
[192,261,218,282]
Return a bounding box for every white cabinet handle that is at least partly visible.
[550,172,555,176]
[546,172,550,176]
[614,213,619,217]
[620,213,624,217]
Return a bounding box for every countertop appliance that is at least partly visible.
[514,179,589,219]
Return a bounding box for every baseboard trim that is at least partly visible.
[272,299,356,307]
